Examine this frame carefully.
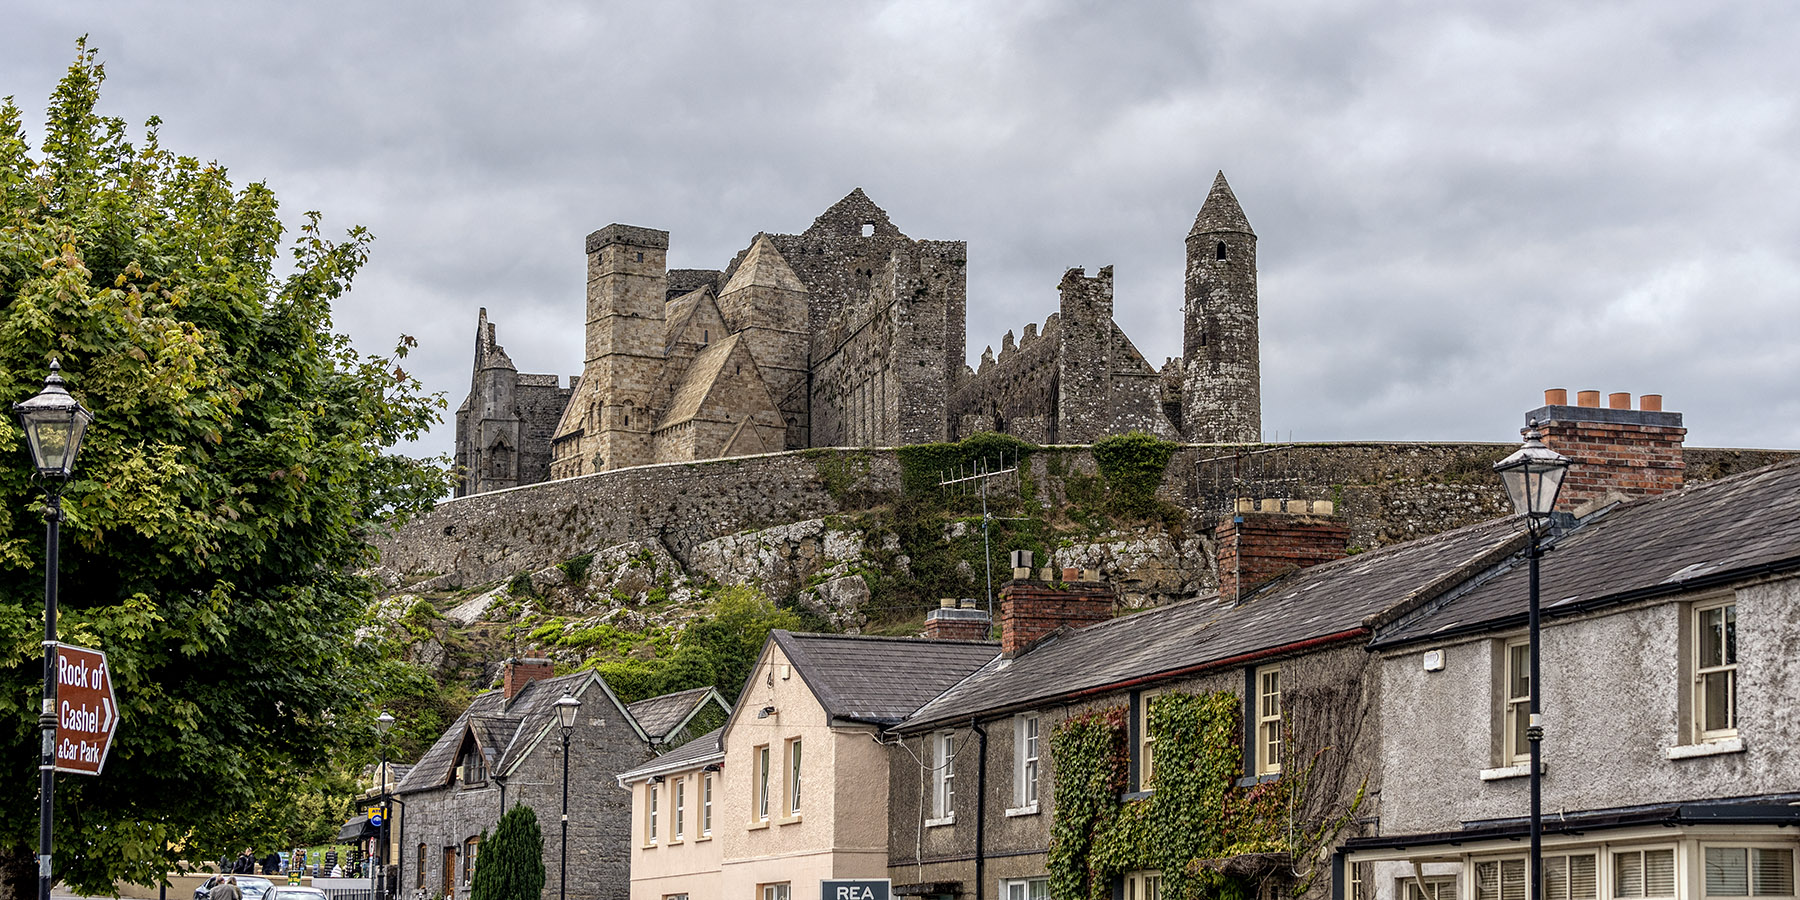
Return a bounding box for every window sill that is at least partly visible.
[1236,773,1280,788]
[776,813,803,826]
[668,837,684,846]
[1664,737,1743,759]
[1005,803,1040,818]
[695,834,712,842]
[746,819,770,831]
[1479,763,1544,781]
[925,815,955,828]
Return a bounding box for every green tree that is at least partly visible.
[467,806,543,900]
[590,584,801,703]
[0,42,448,896]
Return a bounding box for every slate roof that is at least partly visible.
[903,515,1525,731]
[625,686,722,741]
[396,671,636,794]
[771,631,998,726]
[616,727,724,784]
[1375,457,1800,648]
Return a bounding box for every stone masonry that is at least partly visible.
[457,175,1263,493]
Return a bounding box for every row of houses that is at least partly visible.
[391,399,1800,900]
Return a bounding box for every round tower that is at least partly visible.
[1181,171,1261,444]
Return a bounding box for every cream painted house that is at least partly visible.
[625,630,996,900]
[619,729,726,900]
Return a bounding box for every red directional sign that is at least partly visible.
[54,643,120,775]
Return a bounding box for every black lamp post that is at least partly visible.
[14,360,94,900]
[554,693,580,900]
[1493,419,1571,900]
[376,711,395,900]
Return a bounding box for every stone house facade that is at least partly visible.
[457,174,1264,493]
[1343,456,1800,900]
[393,660,728,900]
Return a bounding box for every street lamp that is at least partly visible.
[554,693,580,900]
[375,711,395,900]
[1493,419,1571,900]
[14,360,94,900]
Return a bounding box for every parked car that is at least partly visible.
[195,875,275,900]
[264,887,328,900]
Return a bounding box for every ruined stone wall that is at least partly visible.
[515,374,572,488]
[947,315,1062,442]
[381,441,1796,592]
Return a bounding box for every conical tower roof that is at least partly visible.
[1189,171,1254,237]
[721,234,807,295]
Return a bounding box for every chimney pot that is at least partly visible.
[1577,390,1601,408]
[1038,567,1056,581]
[1608,392,1631,410]
[1640,394,1662,412]
[960,598,977,609]
[939,598,957,608]
[1061,567,1080,582]
[1545,388,1568,406]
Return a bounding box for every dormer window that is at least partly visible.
[459,745,487,786]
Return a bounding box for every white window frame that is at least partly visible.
[786,737,803,815]
[1001,877,1049,900]
[1611,847,1678,900]
[1503,639,1532,766]
[1402,876,1458,900]
[1139,691,1159,788]
[755,744,771,821]
[1701,843,1795,900]
[1124,870,1164,900]
[1475,857,1527,900]
[760,884,791,900]
[1542,852,1599,900]
[1255,665,1283,776]
[1012,714,1041,812]
[673,777,685,841]
[701,773,713,836]
[645,783,659,846]
[929,732,956,824]
[1694,599,1739,741]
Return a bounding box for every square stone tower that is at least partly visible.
[550,224,670,477]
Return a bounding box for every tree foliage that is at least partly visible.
[467,805,543,900]
[0,42,448,895]
[589,584,801,703]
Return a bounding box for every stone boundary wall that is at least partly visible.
[373,442,1796,591]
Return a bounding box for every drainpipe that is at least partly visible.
[971,718,988,900]
[388,795,408,900]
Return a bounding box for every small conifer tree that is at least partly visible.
[469,805,545,900]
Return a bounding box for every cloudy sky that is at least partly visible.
[6,1,1798,459]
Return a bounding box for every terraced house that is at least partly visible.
[395,660,727,900]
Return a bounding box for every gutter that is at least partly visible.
[1371,555,1800,651]
[900,627,1367,733]
[971,718,987,900]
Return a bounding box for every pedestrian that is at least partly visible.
[233,849,255,874]
[262,851,280,875]
[210,876,243,900]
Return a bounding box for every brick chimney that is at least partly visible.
[923,598,993,642]
[1529,389,1685,512]
[999,572,1116,658]
[503,657,556,699]
[1215,499,1349,602]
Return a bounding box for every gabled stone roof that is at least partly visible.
[616,727,725,785]
[770,631,998,727]
[1376,457,1800,648]
[661,334,755,427]
[625,686,726,742]
[720,234,806,296]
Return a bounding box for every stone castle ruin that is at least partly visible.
[454,172,1261,496]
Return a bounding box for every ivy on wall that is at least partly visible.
[895,431,1037,497]
[1049,691,1353,900]
[1090,432,1179,517]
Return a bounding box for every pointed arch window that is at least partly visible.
[1216,241,1228,260]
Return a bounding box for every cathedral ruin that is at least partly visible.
[453,172,1261,496]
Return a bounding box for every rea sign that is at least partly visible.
[54,643,120,776]
[821,881,889,900]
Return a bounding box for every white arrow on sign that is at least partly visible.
[100,697,113,733]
